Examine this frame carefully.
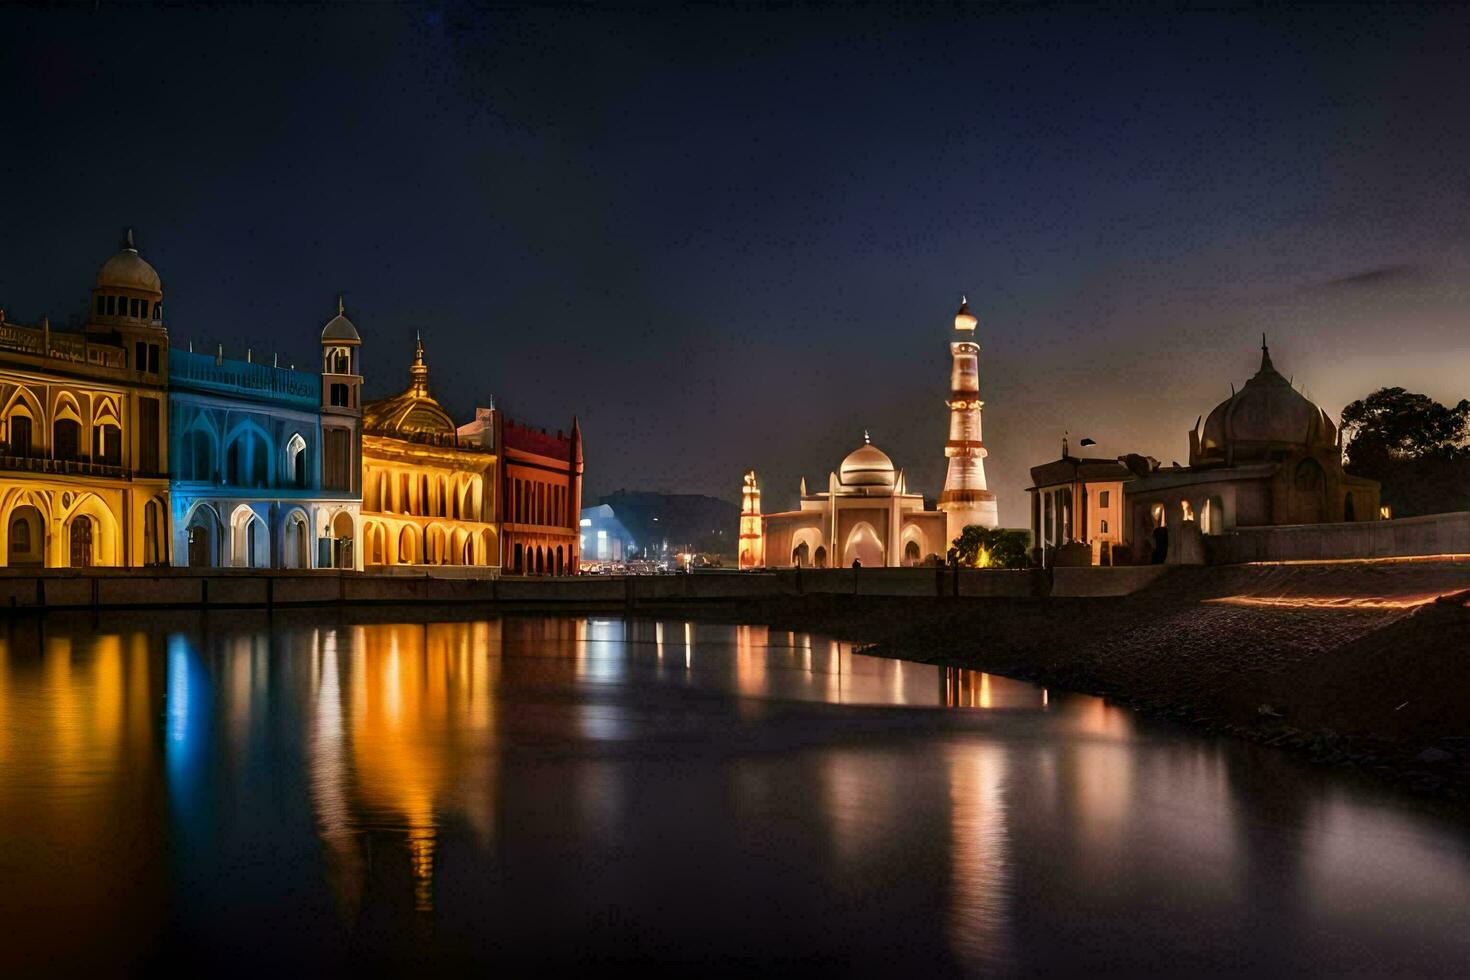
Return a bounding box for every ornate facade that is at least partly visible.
[0,232,170,567]
[168,299,363,569]
[747,435,949,568]
[360,338,498,568]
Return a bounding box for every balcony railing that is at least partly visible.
[0,454,127,478]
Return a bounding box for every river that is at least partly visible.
[1,612,1466,975]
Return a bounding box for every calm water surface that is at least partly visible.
[1,612,1467,975]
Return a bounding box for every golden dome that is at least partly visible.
[839,436,897,489]
[362,334,457,438]
[95,229,162,295]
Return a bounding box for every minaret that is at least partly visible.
[739,469,764,569]
[939,297,999,541]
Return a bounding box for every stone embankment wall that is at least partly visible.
[1207,511,1470,564]
[0,564,1171,611]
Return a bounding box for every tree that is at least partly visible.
[949,525,1030,569]
[1341,387,1470,517]
[1341,387,1470,466]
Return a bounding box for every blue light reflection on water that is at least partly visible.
[165,635,210,818]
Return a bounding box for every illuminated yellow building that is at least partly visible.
[360,336,498,567]
[0,231,170,567]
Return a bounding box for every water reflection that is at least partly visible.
[0,614,1467,974]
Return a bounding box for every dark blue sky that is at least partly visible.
[4,4,1469,524]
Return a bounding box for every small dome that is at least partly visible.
[95,230,161,295]
[1197,342,1337,463]
[839,438,897,488]
[954,296,977,332]
[321,296,360,342]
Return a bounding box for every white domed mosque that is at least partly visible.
[738,299,997,569]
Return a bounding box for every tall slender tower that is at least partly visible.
[939,297,998,541]
[738,469,764,569]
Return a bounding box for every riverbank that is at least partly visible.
[714,560,1470,804]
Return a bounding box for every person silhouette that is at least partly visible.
[851,558,861,569]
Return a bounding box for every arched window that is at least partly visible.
[181,429,215,482]
[9,414,33,457]
[286,434,307,489]
[513,542,523,573]
[94,422,121,466]
[53,418,81,461]
[8,505,42,567]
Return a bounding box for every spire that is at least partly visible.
[121,227,136,251]
[1260,332,1274,373]
[337,293,345,316]
[409,331,429,394]
[864,429,871,444]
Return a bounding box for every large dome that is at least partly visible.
[362,335,457,439]
[1196,343,1336,464]
[95,230,161,295]
[839,439,897,488]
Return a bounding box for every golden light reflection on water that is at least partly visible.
[341,621,501,912]
[3,616,1469,973]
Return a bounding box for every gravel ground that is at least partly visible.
[703,561,1470,805]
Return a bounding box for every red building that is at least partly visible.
[458,408,582,575]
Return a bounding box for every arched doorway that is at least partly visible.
[69,515,93,568]
[842,522,884,568]
[7,505,43,567]
[231,507,269,568]
[813,546,827,568]
[513,542,523,573]
[556,546,564,575]
[536,547,545,574]
[399,525,419,564]
[332,511,355,568]
[904,540,921,565]
[284,511,310,569]
[186,506,218,567]
[792,541,810,567]
[144,498,164,565]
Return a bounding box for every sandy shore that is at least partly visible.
[710,560,1470,805]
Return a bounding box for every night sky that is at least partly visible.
[4,4,1469,525]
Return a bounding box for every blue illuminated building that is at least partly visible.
[169,300,364,568]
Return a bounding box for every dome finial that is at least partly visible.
[1260,332,1275,372]
[864,428,871,444]
[122,227,135,251]
[409,331,430,393]
[954,295,978,331]
[337,293,345,316]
